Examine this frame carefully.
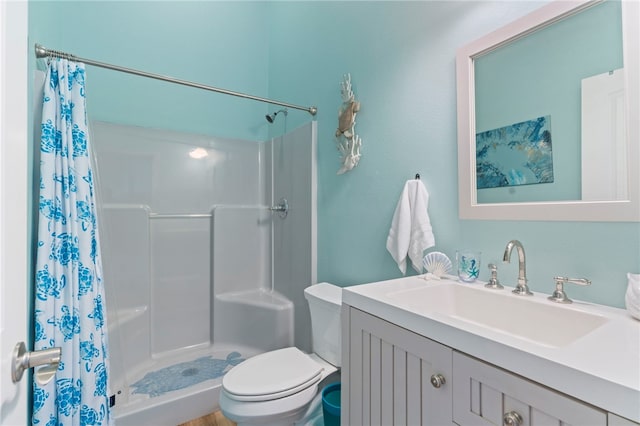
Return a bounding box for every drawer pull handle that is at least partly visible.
[430,373,446,388]
[503,411,523,426]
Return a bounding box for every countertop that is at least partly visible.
[342,276,640,422]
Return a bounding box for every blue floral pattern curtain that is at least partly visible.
[33,58,111,426]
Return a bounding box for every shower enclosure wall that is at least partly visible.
[91,121,317,425]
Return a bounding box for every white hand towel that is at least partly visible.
[386,179,436,275]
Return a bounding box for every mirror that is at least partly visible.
[456,0,639,221]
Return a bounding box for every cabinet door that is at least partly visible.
[453,352,607,426]
[608,413,640,426]
[345,307,453,426]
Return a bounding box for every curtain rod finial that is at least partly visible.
[35,44,47,58]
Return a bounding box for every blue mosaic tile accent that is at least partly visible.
[131,352,244,397]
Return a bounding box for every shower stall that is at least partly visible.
[91,120,317,425]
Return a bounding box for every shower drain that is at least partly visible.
[181,368,199,377]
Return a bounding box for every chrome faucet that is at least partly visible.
[502,240,533,296]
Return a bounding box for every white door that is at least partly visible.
[0,1,29,425]
[581,68,628,201]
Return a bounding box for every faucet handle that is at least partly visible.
[548,276,591,304]
[485,263,504,290]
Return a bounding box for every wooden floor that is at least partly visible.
[178,410,235,426]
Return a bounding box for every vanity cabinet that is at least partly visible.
[344,307,454,425]
[343,305,638,426]
[452,351,606,425]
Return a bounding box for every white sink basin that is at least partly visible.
[386,283,609,347]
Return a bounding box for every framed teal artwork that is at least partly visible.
[476,115,554,189]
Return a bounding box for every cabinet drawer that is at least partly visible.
[453,352,606,426]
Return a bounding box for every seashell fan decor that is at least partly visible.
[625,272,640,321]
[422,251,453,278]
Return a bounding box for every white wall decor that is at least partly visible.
[335,73,362,175]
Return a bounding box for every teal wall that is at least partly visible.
[29,1,640,309]
[29,1,272,141]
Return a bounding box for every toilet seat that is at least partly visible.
[222,347,323,402]
[219,382,318,425]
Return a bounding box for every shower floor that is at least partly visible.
[130,350,245,397]
[113,343,261,426]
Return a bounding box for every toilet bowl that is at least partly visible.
[219,283,342,426]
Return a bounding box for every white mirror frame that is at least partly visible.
[457,0,639,221]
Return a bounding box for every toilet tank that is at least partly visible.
[304,283,342,367]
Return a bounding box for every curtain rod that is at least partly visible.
[34,44,318,116]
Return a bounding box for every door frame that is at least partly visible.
[0,0,30,424]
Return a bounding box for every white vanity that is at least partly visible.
[341,277,640,425]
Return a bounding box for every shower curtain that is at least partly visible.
[33,58,111,425]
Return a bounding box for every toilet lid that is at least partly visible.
[222,347,323,402]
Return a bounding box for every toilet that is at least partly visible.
[219,282,342,426]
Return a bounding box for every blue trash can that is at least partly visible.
[321,382,341,426]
